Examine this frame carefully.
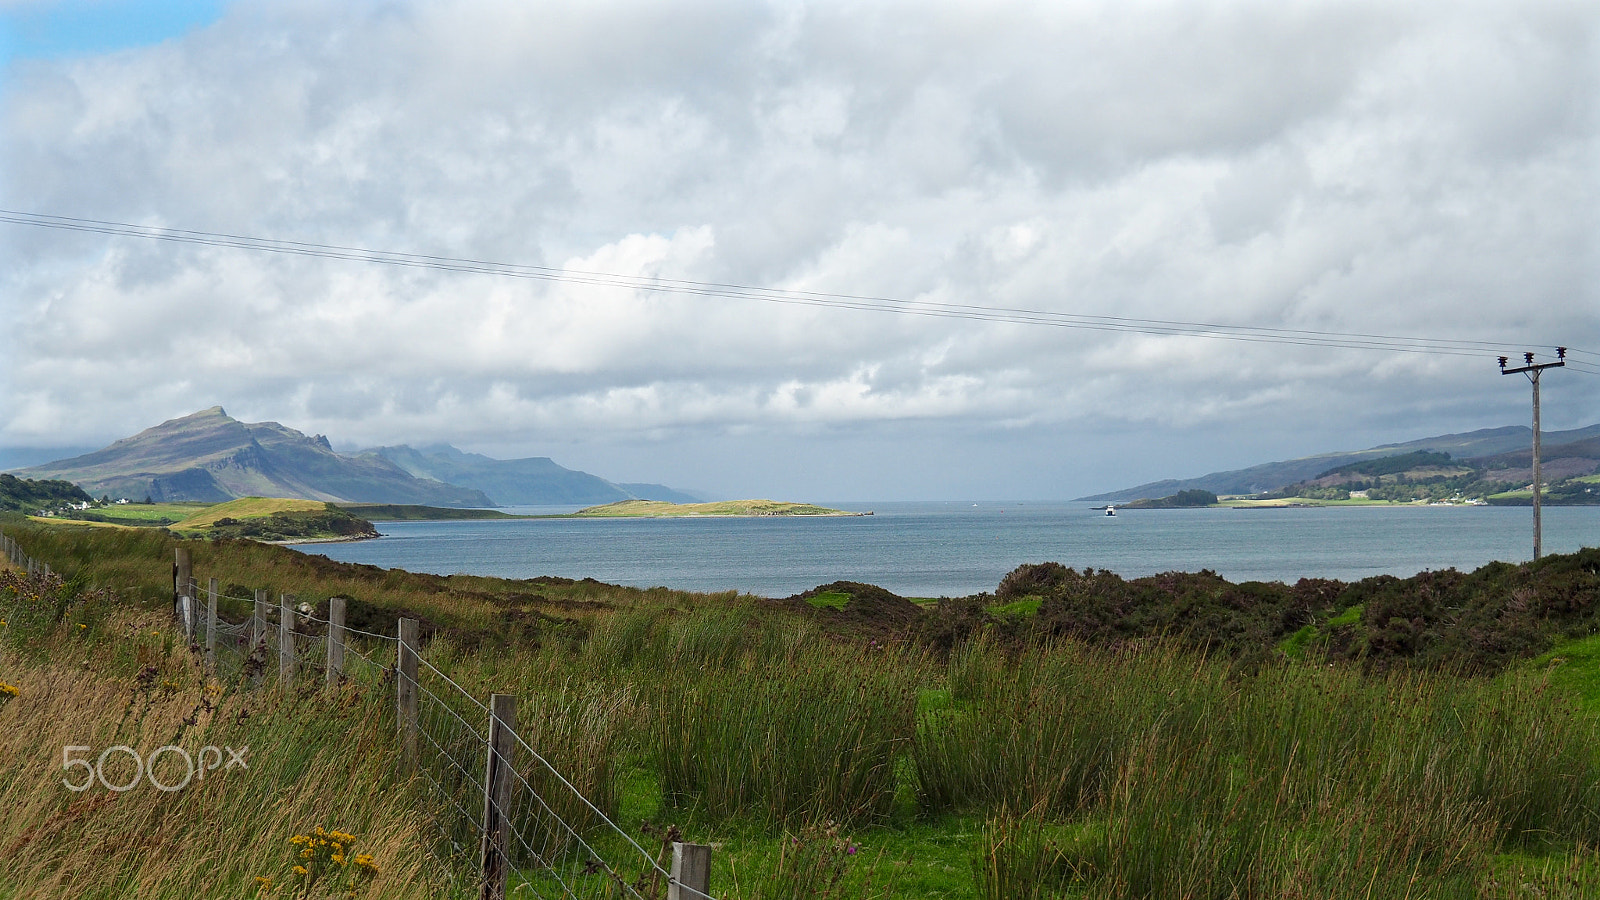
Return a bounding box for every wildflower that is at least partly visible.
[78,623,86,629]
[292,865,308,876]
[0,682,19,698]
[331,853,345,865]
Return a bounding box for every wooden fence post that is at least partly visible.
[669,843,712,900]
[480,694,517,900]
[279,594,296,685]
[398,618,419,772]
[173,548,191,628]
[326,597,346,687]
[205,577,219,669]
[186,577,199,642]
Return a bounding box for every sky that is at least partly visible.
[1,0,1597,501]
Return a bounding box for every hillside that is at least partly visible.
[0,473,92,514]
[1082,423,1600,502]
[11,408,493,507]
[366,444,700,505]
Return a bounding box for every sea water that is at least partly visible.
[294,502,1600,599]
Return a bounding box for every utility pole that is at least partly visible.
[1499,348,1565,559]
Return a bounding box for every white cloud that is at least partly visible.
[1,0,1595,497]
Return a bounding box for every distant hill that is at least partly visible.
[1080,424,1600,502]
[0,473,92,513]
[11,408,494,506]
[366,444,702,505]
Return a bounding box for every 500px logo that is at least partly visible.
[63,745,249,792]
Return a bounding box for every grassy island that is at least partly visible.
[571,499,865,517]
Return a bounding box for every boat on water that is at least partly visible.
[1105,505,1116,517]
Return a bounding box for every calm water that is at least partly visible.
[295,502,1600,599]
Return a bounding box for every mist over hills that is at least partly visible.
[7,408,698,507]
[1080,424,1600,502]
[364,444,702,505]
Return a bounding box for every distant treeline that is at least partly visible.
[1121,489,1217,509]
[1318,450,1454,479]
[0,474,92,513]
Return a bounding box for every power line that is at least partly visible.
[1,208,1591,369]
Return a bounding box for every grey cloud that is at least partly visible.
[1,0,1596,497]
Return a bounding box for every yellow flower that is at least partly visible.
[331,854,345,865]
[78,623,86,629]
[292,865,308,876]
[0,683,19,697]
[301,847,314,858]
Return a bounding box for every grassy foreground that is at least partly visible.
[2,521,1599,898]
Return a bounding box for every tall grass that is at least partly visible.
[954,639,1600,898]
[0,608,440,899]
[8,523,1600,898]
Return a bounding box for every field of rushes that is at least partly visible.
[417,607,1600,898]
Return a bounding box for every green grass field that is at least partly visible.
[170,497,328,531]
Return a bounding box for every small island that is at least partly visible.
[571,499,868,518]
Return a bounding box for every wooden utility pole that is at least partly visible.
[1500,348,1566,560]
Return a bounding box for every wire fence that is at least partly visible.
[0,533,717,900]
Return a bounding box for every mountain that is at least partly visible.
[11,408,494,506]
[365,444,703,505]
[1079,423,1600,502]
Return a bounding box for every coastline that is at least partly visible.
[267,532,383,546]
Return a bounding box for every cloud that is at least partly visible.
[1,0,1596,497]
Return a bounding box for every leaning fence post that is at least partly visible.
[480,694,517,900]
[398,618,419,772]
[205,577,219,669]
[326,597,346,687]
[279,594,297,685]
[669,843,712,900]
[173,548,191,626]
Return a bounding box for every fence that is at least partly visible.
[2,533,716,900]
[1,532,52,579]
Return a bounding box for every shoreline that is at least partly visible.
[267,532,383,545]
